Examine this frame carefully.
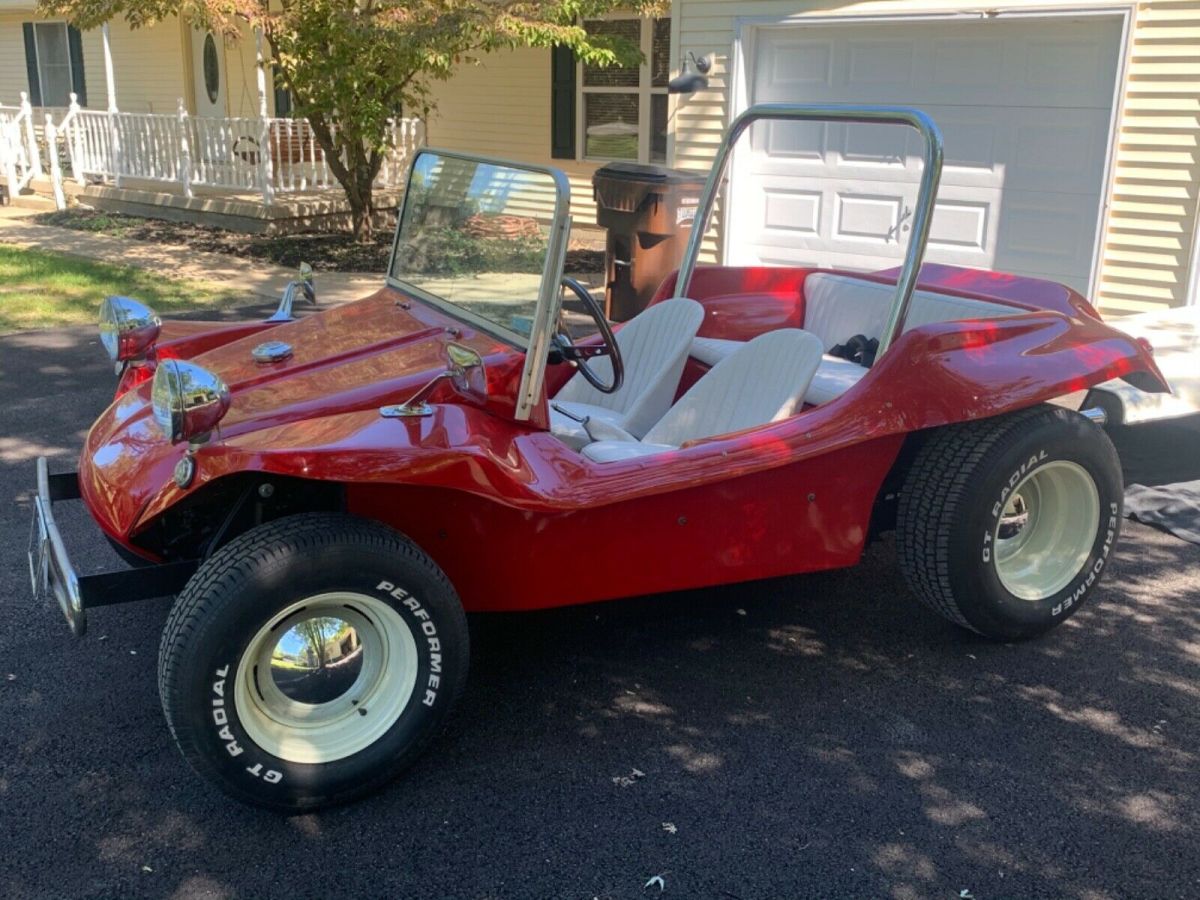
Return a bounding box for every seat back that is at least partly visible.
[555,297,704,436]
[644,329,824,447]
[802,273,1019,351]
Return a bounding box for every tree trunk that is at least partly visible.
[348,156,380,243]
[304,113,386,243]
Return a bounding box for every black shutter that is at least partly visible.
[273,79,292,117]
[22,23,42,107]
[271,66,292,115]
[67,26,87,106]
[550,45,576,160]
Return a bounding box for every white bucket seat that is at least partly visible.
[581,328,824,463]
[551,297,704,449]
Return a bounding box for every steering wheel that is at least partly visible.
[556,277,624,394]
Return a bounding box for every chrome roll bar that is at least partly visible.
[674,104,945,360]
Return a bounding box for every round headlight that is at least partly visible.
[99,296,161,363]
[151,359,231,445]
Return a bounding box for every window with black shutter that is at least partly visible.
[22,21,87,107]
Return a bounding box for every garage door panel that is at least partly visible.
[839,122,911,168]
[928,197,992,254]
[1024,35,1122,106]
[768,40,834,87]
[760,120,828,163]
[846,39,917,86]
[931,37,1006,90]
[731,16,1121,291]
[762,187,822,236]
[995,192,1097,287]
[750,19,1122,108]
[1010,115,1111,193]
[835,192,907,245]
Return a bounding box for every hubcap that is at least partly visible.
[993,461,1100,602]
[235,592,418,765]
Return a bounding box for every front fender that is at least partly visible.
[125,403,550,537]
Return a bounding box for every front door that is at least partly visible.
[191,28,226,118]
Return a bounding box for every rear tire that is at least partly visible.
[158,513,468,811]
[896,406,1123,640]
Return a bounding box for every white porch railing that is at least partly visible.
[1,93,42,198]
[0,93,424,210]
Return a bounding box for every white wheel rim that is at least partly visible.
[235,592,418,765]
[993,461,1100,602]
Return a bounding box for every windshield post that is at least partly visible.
[675,104,945,361]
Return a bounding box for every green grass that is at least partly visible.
[0,244,247,332]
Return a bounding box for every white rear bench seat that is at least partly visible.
[690,274,1021,406]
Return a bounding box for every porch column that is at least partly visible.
[254,26,274,204]
[101,22,122,186]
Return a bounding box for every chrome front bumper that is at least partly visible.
[28,457,86,636]
[27,457,201,639]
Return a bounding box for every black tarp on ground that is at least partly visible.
[1109,413,1200,545]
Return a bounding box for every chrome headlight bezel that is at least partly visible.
[99,296,161,363]
[151,359,231,445]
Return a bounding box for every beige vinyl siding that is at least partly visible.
[82,15,186,113]
[675,0,1200,312]
[426,47,608,231]
[0,14,28,102]
[1103,0,1200,312]
[0,12,187,113]
[223,21,277,118]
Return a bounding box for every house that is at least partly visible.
[0,6,286,118]
[424,0,1200,315]
[0,4,421,231]
[2,1,1198,314]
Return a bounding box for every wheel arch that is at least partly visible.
[131,472,348,562]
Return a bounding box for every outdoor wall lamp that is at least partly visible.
[668,52,713,95]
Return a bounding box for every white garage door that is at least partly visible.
[728,17,1123,293]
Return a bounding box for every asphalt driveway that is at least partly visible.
[2,322,1198,900]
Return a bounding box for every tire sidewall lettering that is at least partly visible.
[199,572,449,794]
[374,580,443,709]
[973,445,1120,625]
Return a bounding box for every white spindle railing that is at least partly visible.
[33,96,424,209]
[0,93,40,197]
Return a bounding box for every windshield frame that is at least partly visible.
[386,148,572,349]
[386,149,572,421]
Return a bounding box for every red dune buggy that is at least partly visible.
[28,105,1166,809]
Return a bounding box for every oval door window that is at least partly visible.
[202,33,220,104]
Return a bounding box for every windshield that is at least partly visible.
[389,151,566,345]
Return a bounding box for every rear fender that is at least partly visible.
[863,311,1169,429]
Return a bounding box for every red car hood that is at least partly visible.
[80,288,513,539]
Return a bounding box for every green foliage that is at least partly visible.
[36,210,136,235]
[399,227,547,277]
[0,245,245,331]
[35,0,660,240]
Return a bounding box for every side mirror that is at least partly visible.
[266,262,318,322]
[380,343,487,418]
[445,343,485,394]
[298,262,315,305]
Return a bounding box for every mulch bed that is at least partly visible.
[34,209,606,278]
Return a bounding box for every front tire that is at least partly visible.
[158,513,468,811]
[896,406,1123,640]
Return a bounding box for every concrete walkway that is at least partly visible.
[0,215,381,306]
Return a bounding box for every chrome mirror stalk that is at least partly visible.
[381,343,485,418]
[266,262,319,322]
